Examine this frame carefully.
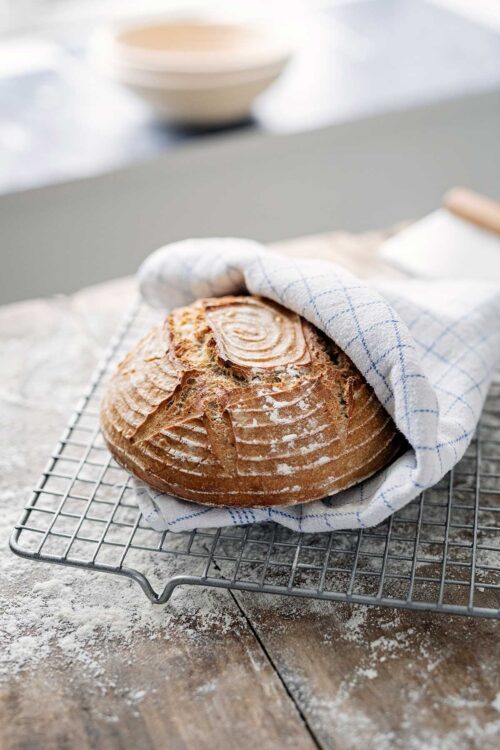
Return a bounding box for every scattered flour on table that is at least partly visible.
[246,592,500,750]
[1,540,239,680]
[356,667,377,680]
[0,479,242,709]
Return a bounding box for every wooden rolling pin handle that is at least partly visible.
[444,187,500,236]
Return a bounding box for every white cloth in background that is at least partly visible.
[133,238,500,533]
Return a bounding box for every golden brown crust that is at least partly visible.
[100,295,404,506]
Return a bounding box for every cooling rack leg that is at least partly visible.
[156,576,233,604]
[157,581,183,604]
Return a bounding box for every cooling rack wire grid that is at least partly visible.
[10,304,500,617]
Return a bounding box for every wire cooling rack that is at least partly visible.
[10,304,500,618]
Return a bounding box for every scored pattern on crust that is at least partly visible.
[204,296,309,368]
[100,296,404,507]
[103,323,181,441]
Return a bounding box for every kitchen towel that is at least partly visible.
[134,238,500,533]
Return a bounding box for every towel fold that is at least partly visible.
[133,238,500,533]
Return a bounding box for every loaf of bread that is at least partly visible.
[100,295,404,507]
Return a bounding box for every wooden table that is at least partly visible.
[1,231,499,750]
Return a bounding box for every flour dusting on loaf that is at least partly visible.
[100,295,404,506]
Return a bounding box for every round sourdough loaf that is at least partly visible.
[100,295,404,506]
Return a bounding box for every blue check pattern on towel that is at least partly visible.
[134,238,500,533]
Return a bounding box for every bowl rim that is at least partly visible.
[93,18,296,75]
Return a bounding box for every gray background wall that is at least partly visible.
[2,90,500,304]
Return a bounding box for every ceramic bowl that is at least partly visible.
[94,20,294,125]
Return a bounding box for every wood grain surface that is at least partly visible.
[1,230,499,750]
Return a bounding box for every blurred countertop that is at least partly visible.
[1,0,500,195]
